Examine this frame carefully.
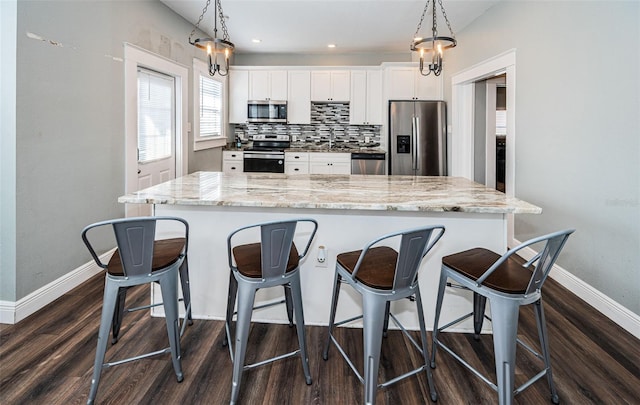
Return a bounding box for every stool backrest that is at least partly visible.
[82,216,188,277]
[228,218,319,280]
[523,229,574,295]
[260,221,298,279]
[474,229,575,296]
[393,226,446,290]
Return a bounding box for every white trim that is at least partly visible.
[515,241,640,339]
[451,49,517,247]
[124,43,189,217]
[192,58,228,151]
[0,249,114,324]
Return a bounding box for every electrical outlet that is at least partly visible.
[316,245,328,267]
[364,136,371,144]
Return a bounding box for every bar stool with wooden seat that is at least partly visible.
[431,229,574,405]
[81,216,191,405]
[323,225,445,405]
[223,218,318,405]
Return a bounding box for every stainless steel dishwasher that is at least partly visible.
[351,153,386,175]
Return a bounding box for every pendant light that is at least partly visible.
[410,0,457,76]
[189,0,234,76]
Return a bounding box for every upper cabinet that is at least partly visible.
[311,71,350,102]
[288,70,311,125]
[229,69,249,124]
[249,70,288,101]
[350,70,382,125]
[385,66,443,100]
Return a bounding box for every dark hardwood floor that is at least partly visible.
[1,274,638,404]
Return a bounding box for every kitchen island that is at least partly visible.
[119,171,541,331]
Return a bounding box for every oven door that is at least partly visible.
[243,151,285,173]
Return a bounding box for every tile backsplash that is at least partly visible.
[233,102,381,148]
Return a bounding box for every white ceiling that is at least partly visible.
[161,0,501,54]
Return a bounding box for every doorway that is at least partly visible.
[124,44,188,217]
[450,50,516,246]
[473,74,506,193]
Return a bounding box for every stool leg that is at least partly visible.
[290,274,312,384]
[323,272,342,360]
[230,282,257,405]
[223,271,238,347]
[382,302,391,338]
[415,288,437,402]
[431,270,448,368]
[490,298,520,405]
[534,299,559,404]
[284,285,294,327]
[159,270,183,383]
[179,257,193,325]
[473,292,487,340]
[111,287,127,344]
[87,278,119,405]
[362,294,386,405]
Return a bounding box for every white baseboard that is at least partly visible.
[0,249,114,324]
[516,242,640,339]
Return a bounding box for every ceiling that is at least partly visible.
[161,0,501,54]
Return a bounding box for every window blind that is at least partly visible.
[199,74,222,138]
[138,69,174,163]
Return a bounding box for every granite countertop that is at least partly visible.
[285,146,385,154]
[119,172,541,214]
[223,144,386,154]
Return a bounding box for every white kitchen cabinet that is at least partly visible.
[350,70,383,125]
[222,150,243,173]
[229,70,249,124]
[287,71,311,124]
[308,152,351,174]
[249,70,288,101]
[385,66,443,100]
[311,71,350,102]
[285,151,309,174]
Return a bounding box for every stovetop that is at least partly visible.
[248,134,290,152]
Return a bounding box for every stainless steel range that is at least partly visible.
[243,134,290,173]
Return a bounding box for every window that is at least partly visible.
[137,68,175,162]
[193,58,227,150]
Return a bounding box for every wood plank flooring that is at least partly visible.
[1,274,638,404]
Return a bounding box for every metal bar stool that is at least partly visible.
[323,225,445,405]
[223,218,318,405]
[81,216,191,405]
[431,229,574,405]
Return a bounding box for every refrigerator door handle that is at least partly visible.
[412,115,419,170]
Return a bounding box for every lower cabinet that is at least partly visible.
[308,153,351,174]
[222,151,243,173]
[285,151,309,174]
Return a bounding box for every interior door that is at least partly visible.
[136,68,176,208]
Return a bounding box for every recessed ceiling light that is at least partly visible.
[252,39,261,44]
[327,44,336,48]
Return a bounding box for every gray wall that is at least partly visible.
[234,52,411,66]
[6,0,212,301]
[442,1,639,313]
[1,0,17,301]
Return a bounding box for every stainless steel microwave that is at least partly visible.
[247,100,287,123]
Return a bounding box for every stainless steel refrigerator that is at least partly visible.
[388,100,447,176]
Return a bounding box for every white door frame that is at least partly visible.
[124,43,188,216]
[450,49,517,246]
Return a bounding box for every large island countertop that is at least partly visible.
[120,172,541,330]
[118,171,541,214]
